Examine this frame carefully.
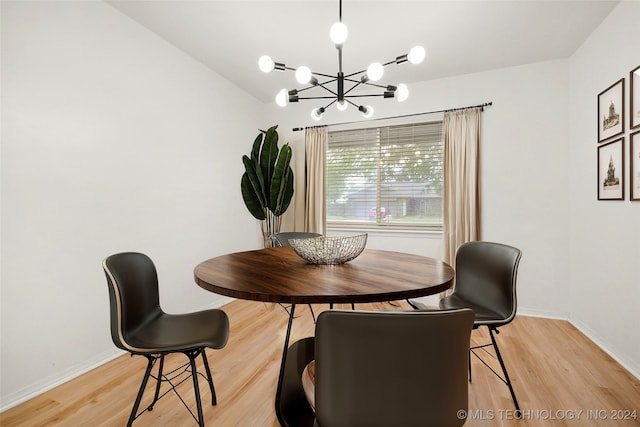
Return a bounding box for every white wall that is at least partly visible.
[270,59,572,317]
[567,0,640,378]
[0,1,264,408]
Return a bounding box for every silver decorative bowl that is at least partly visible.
[289,234,368,265]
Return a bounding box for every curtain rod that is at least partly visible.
[292,101,492,132]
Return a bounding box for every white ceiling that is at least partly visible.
[107,0,619,103]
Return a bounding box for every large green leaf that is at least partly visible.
[269,143,293,212]
[241,173,266,220]
[260,125,279,202]
[251,133,263,163]
[242,155,266,208]
[254,156,265,204]
[275,166,295,216]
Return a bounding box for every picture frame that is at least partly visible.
[597,137,624,200]
[631,130,640,201]
[631,65,640,130]
[598,78,624,143]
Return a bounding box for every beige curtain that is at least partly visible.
[443,107,481,266]
[304,127,327,235]
[286,138,306,232]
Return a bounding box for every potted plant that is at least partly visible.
[241,125,294,247]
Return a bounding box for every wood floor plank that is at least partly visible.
[1,299,638,426]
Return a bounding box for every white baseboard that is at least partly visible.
[517,307,569,320]
[568,318,640,381]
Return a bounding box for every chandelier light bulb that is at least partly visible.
[311,107,325,121]
[330,22,349,45]
[397,83,409,102]
[258,55,274,73]
[360,105,374,118]
[275,89,288,107]
[336,100,348,111]
[408,46,426,65]
[366,62,384,82]
[295,66,313,84]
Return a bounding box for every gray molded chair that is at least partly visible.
[278,309,475,427]
[275,232,322,247]
[103,252,229,426]
[409,241,522,413]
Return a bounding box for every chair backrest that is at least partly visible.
[275,232,322,247]
[103,252,162,352]
[454,241,522,324]
[314,309,474,427]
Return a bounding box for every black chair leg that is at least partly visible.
[149,354,165,410]
[201,349,217,405]
[488,327,520,414]
[468,353,472,382]
[187,350,205,427]
[308,304,317,323]
[128,355,155,427]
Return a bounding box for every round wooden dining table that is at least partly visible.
[194,246,453,304]
[194,246,454,425]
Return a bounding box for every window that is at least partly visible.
[326,121,444,229]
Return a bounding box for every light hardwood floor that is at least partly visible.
[2,299,639,426]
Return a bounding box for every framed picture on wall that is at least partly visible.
[631,65,640,130]
[598,78,624,142]
[598,137,624,200]
[631,130,640,201]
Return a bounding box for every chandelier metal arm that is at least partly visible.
[343,78,388,90]
[294,85,317,94]
[343,80,363,96]
[308,77,340,96]
[343,60,401,79]
[344,94,386,98]
[297,96,342,100]
[277,65,338,81]
[315,83,338,97]
[361,82,391,90]
[345,98,360,108]
[343,68,369,79]
[297,93,386,100]
[342,56,407,80]
[295,77,338,92]
[310,71,339,79]
[296,79,336,94]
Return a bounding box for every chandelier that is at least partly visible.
[258,0,426,121]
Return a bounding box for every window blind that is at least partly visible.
[326,121,443,227]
